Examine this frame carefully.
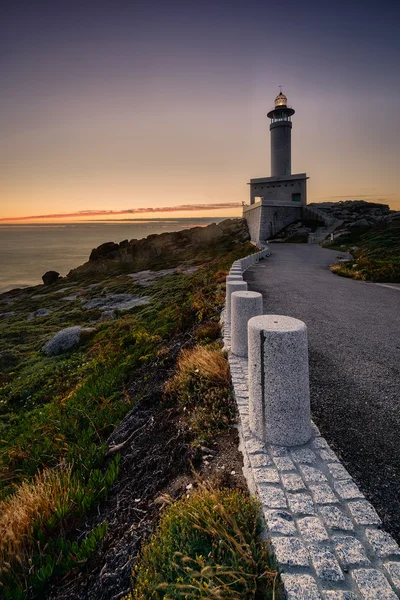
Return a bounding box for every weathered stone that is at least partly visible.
[264,510,297,535]
[42,270,60,285]
[333,535,371,567]
[297,517,329,542]
[308,544,345,582]
[226,281,248,323]
[322,592,357,600]
[333,480,364,500]
[27,308,51,320]
[281,574,321,599]
[319,448,340,462]
[287,492,315,516]
[299,465,327,483]
[258,485,287,508]
[347,500,381,526]
[326,463,352,480]
[42,326,86,356]
[281,472,306,492]
[248,315,311,446]
[255,468,280,484]
[319,506,354,531]
[231,291,262,357]
[291,448,317,464]
[84,294,150,311]
[271,537,310,568]
[384,562,400,592]
[352,568,398,599]
[365,528,400,558]
[308,483,338,505]
[273,456,296,471]
[249,453,272,469]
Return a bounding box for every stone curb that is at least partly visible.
[222,253,400,600]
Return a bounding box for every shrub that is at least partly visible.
[133,487,280,599]
[164,347,235,443]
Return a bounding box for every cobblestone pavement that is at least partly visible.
[223,250,400,599]
[244,244,400,544]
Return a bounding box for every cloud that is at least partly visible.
[0,203,242,222]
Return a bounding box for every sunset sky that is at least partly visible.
[1,0,399,222]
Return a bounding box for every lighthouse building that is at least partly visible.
[243,91,308,244]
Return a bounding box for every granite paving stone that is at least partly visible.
[319,448,341,462]
[384,561,400,592]
[365,528,400,558]
[271,536,310,567]
[273,456,296,471]
[291,448,317,464]
[322,593,358,600]
[258,485,287,508]
[297,517,329,542]
[333,536,371,568]
[333,480,364,501]
[308,483,338,505]
[308,544,345,582]
[249,453,273,468]
[299,464,328,483]
[319,506,354,532]
[288,492,316,516]
[327,463,353,480]
[347,500,381,526]
[281,573,322,599]
[352,568,398,599]
[255,468,280,484]
[264,510,297,535]
[281,472,307,492]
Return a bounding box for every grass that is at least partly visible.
[132,487,280,600]
[0,234,256,597]
[328,221,400,282]
[164,347,235,444]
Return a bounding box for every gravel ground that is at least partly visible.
[245,243,400,543]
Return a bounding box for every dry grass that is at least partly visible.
[0,465,73,577]
[166,347,230,391]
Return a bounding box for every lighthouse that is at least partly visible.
[243,90,308,244]
[267,91,294,177]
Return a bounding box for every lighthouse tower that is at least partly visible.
[243,90,308,244]
[267,91,294,177]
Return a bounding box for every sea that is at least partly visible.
[0,218,227,294]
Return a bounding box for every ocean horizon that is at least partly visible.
[0,217,229,294]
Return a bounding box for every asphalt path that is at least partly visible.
[244,243,400,542]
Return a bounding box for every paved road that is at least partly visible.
[245,243,400,542]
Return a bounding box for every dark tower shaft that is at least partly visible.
[267,93,295,177]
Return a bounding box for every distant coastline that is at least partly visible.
[0,217,228,294]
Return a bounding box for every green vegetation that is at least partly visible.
[0,231,256,598]
[132,487,280,600]
[164,346,235,444]
[329,221,400,282]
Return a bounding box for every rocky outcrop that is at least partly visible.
[68,219,250,279]
[42,271,60,285]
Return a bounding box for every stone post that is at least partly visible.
[226,280,248,324]
[231,291,263,357]
[226,274,243,282]
[248,315,311,446]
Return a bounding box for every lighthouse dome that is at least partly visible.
[274,92,288,107]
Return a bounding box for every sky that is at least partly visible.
[1,0,400,222]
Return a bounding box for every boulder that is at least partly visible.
[349,218,370,230]
[42,326,83,356]
[89,242,119,261]
[27,308,51,321]
[42,271,60,285]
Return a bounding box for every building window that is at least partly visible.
[292,193,301,202]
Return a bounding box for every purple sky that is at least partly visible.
[1,0,399,220]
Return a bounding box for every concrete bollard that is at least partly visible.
[231,291,263,357]
[248,315,311,447]
[226,280,248,323]
[226,274,243,282]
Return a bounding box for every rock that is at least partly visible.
[89,242,120,261]
[42,326,85,356]
[0,312,14,320]
[27,308,51,321]
[42,271,60,285]
[349,219,371,230]
[83,294,150,311]
[98,310,116,321]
